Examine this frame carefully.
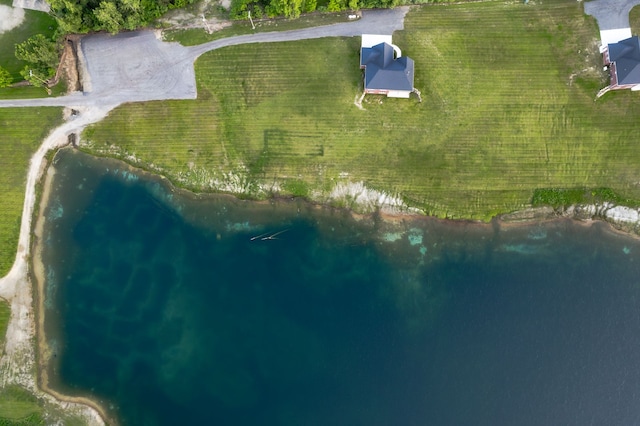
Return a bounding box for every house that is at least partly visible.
[360,34,415,99]
[602,36,640,91]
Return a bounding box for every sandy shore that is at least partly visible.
[0,105,114,426]
[32,164,114,424]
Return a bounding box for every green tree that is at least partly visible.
[0,67,12,88]
[15,34,59,70]
[49,0,197,33]
[20,66,50,88]
[303,0,316,13]
[327,0,345,11]
[94,1,124,34]
[14,34,59,85]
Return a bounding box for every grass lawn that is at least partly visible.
[0,386,44,425]
[0,0,61,99]
[0,297,8,347]
[83,1,640,219]
[0,108,62,277]
[0,384,90,425]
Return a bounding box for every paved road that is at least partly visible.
[0,7,408,109]
[584,0,640,45]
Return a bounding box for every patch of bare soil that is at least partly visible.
[0,5,25,34]
[158,0,232,33]
[52,36,82,93]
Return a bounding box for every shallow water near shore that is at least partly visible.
[40,149,640,425]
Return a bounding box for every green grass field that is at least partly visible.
[0,0,57,80]
[0,384,91,426]
[83,1,640,219]
[0,386,44,426]
[0,108,62,277]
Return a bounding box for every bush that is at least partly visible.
[0,67,12,88]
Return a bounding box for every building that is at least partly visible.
[360,34,415,99]
[602,36,640,91]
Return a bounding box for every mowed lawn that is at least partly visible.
[0,0,57,82]
[83,1,640,219]
[0,108,62,277]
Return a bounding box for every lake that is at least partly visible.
[39,149,640,425]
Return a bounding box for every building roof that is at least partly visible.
[608,36,640,86]
[360,42,414,92]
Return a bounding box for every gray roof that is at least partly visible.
[360,42,414,92]
[608,36,640,86]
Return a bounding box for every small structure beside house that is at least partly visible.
[360,34,415,98]
[602,35,640,91]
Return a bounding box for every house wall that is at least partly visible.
[365,88,389,95]
[386,90,411,99]
[364,88,412,98]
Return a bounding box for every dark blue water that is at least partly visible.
[41,149,640,425]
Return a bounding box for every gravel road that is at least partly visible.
[584,0,640,45]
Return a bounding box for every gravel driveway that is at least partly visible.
[0,7,408,109]
[584,0,640,45]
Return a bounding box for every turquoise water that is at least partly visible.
[42,149,640,425]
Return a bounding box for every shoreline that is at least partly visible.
[32,163,113,425]
[6,138,640,426]
[0,105,113,426]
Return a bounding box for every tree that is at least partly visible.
[15,34,59,70]
[94,1,124,34]
[327,0,345,11]
[0,67,12,88]
[14,34,59,85]
[20,66,49,88]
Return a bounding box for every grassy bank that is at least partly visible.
[0,108,62,277]
[0,384,91,425]
[82,1,640,219]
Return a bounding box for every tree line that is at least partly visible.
[49,0,198,33]
[230,0,461,20]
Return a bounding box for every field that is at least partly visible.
[0,108,62,277]
[82,1,640,219]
